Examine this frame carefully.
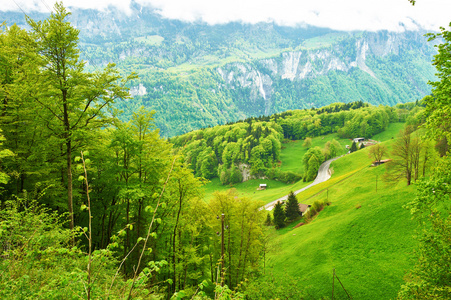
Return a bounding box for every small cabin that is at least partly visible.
[258,184,267,190]
[298,204,311,214]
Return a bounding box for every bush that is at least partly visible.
[304,200,330,221]
[266,168,302,184]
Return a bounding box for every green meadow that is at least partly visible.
[279,133,351,174]
[203,122,414,299]
[263,141,417,299]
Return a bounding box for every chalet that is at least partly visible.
[298,203,311,215]
[258,184,267,190]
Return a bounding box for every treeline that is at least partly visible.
[170,119,286,183]
[0,6,265,299]
[278,103,396,140]
[172,101,422,184]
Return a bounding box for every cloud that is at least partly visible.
[2,0,451,31]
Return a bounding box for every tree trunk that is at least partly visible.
[66,139,74,231]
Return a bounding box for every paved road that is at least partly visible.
[263,156,342,211]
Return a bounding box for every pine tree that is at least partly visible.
[273,201,285,229]
[285,191,301,221]
[264,213,272,226]
[350,141,358,152]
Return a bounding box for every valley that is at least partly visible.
[1,2,451,300]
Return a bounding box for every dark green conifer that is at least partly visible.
[264,213,272,226]
[273,201,285,229]
[285,191,301,221]
[350,141,358,152]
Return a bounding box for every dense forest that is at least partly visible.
[1,2,451,300]
[170,100,424,183]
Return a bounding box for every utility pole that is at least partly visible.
[332,268,335,300]
[221,213,225,286]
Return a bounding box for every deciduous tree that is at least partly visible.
[399,158,451,299]
[25,3,136,230]
[368,143,387,165]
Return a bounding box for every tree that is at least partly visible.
[398,158,451,299]
[384,126,423,186]
[424,27,451,152]
[368,143,387,165]
[303,146,324,182]
[302,137,312,148]
[0,130,13,184]
[264,213,272,226]
[25,3,136,230]
[350,141,358,152]
[323,139,342,160]
[285,191,301,221]
[273,201,285,229]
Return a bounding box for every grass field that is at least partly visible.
[263,141,417,299]
[202,124,405,205]
[371,122,406,142]
[201,122,414,299]
[202,177,311,204]
[279,133,351,174]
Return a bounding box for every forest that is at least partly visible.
[1,2,451,300]
[170,100,424,184]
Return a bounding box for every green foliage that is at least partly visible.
[302,137,312,148]
[399,158,451,299]
[424,28,451,148]
[384,127,436,186]
[208,190,265,288]
[350,141,358,152]
[266,144,418,299]
[273,201,285,229]
[285,191,301,221]
[323,139,343,160]
[303,146,324,181]
[368,143,387,164]
[266,168,302,184]
[0,198,146,299]
[304,199,330,221]
[264,213,272,226]
[244,272,309,299]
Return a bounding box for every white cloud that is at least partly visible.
[2,0,451,31]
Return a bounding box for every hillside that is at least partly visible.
[262,139,417,299]
[197,123,420,299]
[0,7,437,136]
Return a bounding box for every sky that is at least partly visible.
[3,0,451,32]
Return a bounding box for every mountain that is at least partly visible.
[0,5,437,136]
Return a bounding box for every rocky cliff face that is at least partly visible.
[216,30,434,115]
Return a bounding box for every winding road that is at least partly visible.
[263,156,341,211]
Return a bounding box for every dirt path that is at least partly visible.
[263,156,342,211]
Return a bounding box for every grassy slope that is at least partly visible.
[279,133,351,174]
[203,133,351,203]
[203,122,413,299]
[265,136,417,299]
[371,122,406,142]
